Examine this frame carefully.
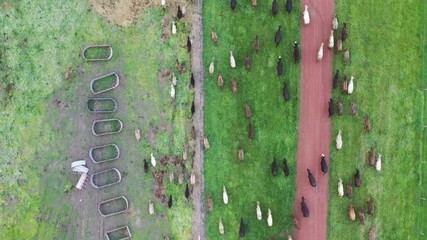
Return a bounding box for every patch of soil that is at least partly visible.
[158,69,172,88]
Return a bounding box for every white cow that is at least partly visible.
[149,200,155,215]
[348,76,354,94]
[172,21,177,35]
[336,130,343,150]
[256,201,262,220]
[338,178,344,198]
[209,58,214,75]
[230,51,236,68]
[328,30,334,49]
[267,208,273,227]
[303,5,310,25]
[317,43,324,61]
[376,154,382,171]
[218,218,224,235]
[223,186,228,204]
[332,14,338,30]
[151,153,156,167]
[170,84,175,99]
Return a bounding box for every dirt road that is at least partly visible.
[294,0,334,239]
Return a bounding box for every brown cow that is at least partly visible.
[252,0,257,7]
[217,73,224,89]
[358,209,365,225]
[65,67,73,80]
[238,145,244,161]
[369,146,375,166]
[245,103,251,118]
[344,48,350,64]
[254,35,260,53]
[351,100,357,115]
[208,193,214,212]
[337,98,343,115]
[365,114,371,132]
[342,75,348,92]
[337,38,343,52]
[354,169,361,187]
[248,123,255,140]
[246,52,252,70]
[348,203,356,221]
[369,227,376,240]
[293,214,300,229]
[211,29,218,45]
[368,197,375,216]
[341,23,348,41]
[347,181,353,198]
[232,78,238,93]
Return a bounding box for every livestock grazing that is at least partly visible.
[321,154,328,174]
[336,130,343,150]
[317,42,324,61]
[338,178,344,198]
[218,218,224,235]
[344,48,350,64]
[358,209,365,225]
[347,181,353,198]
[328,98,334,117]
[135,128,141,141]
[342,75,348,92]
[348,204,356,221]
[204,137,210,149]
[151,153,156,167]
[246,52,252,70]
[328,30,334,49]
[185,183,190,199]
[337,38,343,52]
[301,196,309,217]
[333,70,339,88]
[351,99,357,115]
[354,169,361,187]
[293,41,301,63]
[293,214,300,229]
[232,78,238,93]
[254,35,260,53]
[239,218,246,237]
[187,36,191,52]
[245,103,252,118]
[277,56,284,76]
[341,23,348,41]
[149,200,155,215]
[217,73,224,89]
[288,234,293,240]
[369,146,375,166]
[252,0,257,7]
[144,159,149,173]
[223,186,228,204]
[190,172,196,185]
[231,0,237,11]
[238,145,244,161]
[369,227,376,240]
[183,146,188,161]
[303,5,310,25]
[332,14,338,30]
[168,195,173,208]
[230,51,236,68]
[376,154,382,171]
[169,172,174,183]
[365,114,371,132]
[170,84,175,99]
[272,0,278,16]
[256,201,262,220]
[272,158,278,176]
[267,208,273,227]
[178,172,184,184]
[177,6,183,19]
[191,101,195,115]
[65,67,73,80]
[161,0,166,8]
[368,197,375,215]
[337,98,343,115]
[286,0,293,13]
[275,26,282,47]
[307,169,316,187]
[211,29,218,45]
[248,122,255,139]
[283,82,290,101]
[190,73,195,88]
[172,72,177,86]
[283,158,290,176]
[208,193,214,212]
[209,58,214,75]
[172,21,177,35]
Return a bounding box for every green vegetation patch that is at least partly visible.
[328,0,425,239]
[203,1,301,239]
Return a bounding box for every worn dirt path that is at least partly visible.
[190,0,207,239]
[294,0,334,239]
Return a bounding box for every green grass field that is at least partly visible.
[203,1,301,238]
[327,0,425,239]
[0,1,193,239]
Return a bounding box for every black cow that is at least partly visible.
[321,154,328,174]
[272,0,278,15]
[191,101,195,115]
[190,73,195,88]
[187,36,191,52]
[301,196,309,217]
[283,158,290,177]
[293,41,300,63]
[307,169,316,187]
[277,56,283,76]
[272,158,278,176]
[168,195,173,208]
[275,26,282,47]
[283,82,290,101]
[333,70,339,88]
[286,0,293,13]
[239,218,246,237]
[144,159,149,173]
[328,98,334,117]
[341,23,348,41]
[354,169,361,187]
[177,6,183,19]
[231,0,237,11]
[185,184,190,199]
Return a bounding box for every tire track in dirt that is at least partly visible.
[294,0,334,239]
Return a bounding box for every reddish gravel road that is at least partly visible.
[294,0,335,240]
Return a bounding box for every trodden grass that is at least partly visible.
[328,0,425,239]
[203,1,301,239]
